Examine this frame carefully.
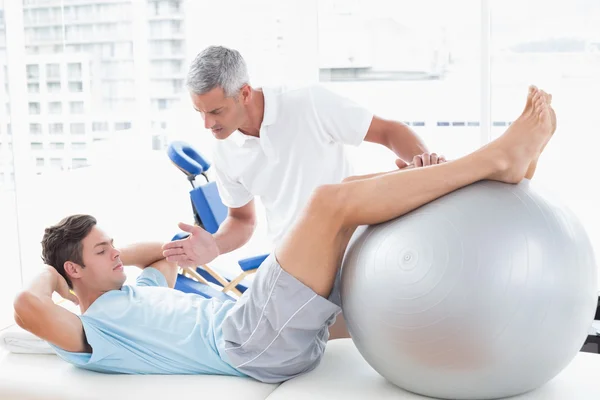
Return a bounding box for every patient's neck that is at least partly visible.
[73,286,108,314]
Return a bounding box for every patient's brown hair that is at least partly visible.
[41,214,97,289]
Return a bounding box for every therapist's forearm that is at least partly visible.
[213,216,256,255]
[386,122,429,162]
[120,242,166,269]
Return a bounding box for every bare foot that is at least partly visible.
[525,102,556,179]
[525,88,555,178]
[522,85,537,113]
[485,87,554,183]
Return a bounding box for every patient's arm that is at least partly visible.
[13,267,91,353]
[120,242,179,288]
[146,259,179,289]
[119,242,166,269]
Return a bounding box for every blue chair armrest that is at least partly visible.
[238,254,269,272]
[175,274,234,302]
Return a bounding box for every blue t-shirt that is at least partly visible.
[50,268,244,376]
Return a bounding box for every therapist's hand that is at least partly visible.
[395,152,447,170]
[162,222,220,268]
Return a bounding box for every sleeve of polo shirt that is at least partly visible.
[310,85,374,146]
[213,163,254,209]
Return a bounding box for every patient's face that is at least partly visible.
[78,226,127,291]
[190,85,248,140]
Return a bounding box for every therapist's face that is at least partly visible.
[190,85,249,140]
[67,226,127,292]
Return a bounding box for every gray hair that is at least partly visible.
[186,46,250,97]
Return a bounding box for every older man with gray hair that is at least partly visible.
[163,45,444,339]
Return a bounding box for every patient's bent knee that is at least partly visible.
[307,184,348,222]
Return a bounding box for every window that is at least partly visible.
[26,64,39,80]
[47,82,61,93]
[151,1,160,15]
[28,83,39,93]
[68,62,82,79]
[491,0,600,290]
[46,63,60,80]
[68,82,83,92]
[50,158,63,168]
[28,102,40,115]
[173,79,183,93]
[69,101,84,114]
[170,1,181,13]
[48,101,62,114]
[72,158,87,168]
[48,123,63,134]
[490,0,600,288]
[115,121,131,130]
[49,142,65,150]
[70,122,86,134]
[29,123,42,134]
[92,121,108,132]
[318,0,481,170]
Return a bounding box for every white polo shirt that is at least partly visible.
[212,85,373,245]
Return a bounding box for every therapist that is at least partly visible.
[163,45,445,338]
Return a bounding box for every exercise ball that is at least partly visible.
[341,180,597,400]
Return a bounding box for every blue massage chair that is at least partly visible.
[168,141,269,301]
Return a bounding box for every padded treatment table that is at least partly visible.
[1,339,599,400]
[0,348,278,400]
[268,339,600,400]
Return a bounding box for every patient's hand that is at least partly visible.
[162,222,220,268]
[47,266,79,305]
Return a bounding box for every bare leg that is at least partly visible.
[341,167,415,185]
[341,170,397,183]
[342,155,445,185]
[275,88,553,299]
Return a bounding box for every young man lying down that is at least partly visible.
[13,86,555,382]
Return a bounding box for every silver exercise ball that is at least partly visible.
[341,180,598,400]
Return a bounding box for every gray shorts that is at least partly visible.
[219,253,342,383]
